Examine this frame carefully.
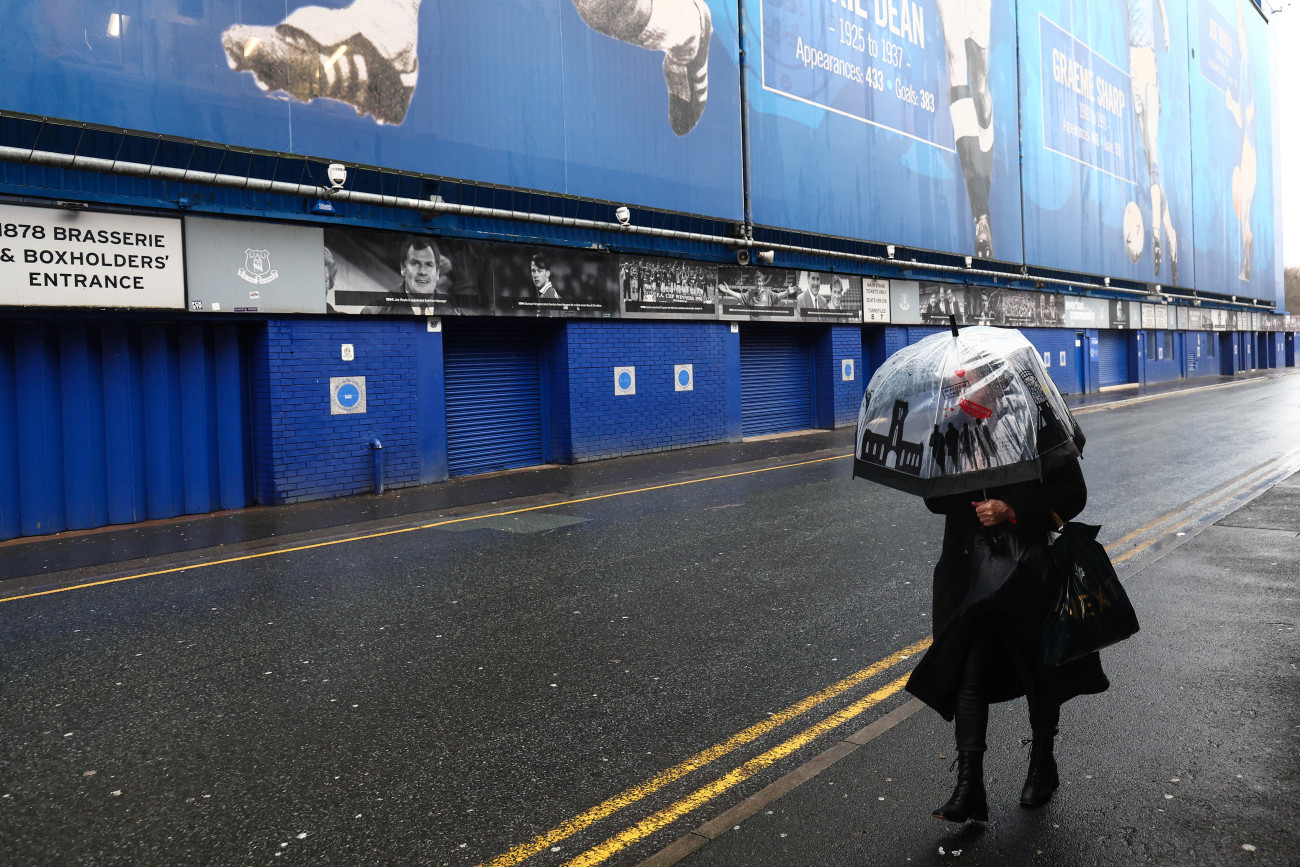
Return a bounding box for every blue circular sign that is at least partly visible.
[618,371,633,390]
[337,383,361,408]
[678,369,691,386]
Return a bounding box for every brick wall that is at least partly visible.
[250,319,428,504]
[827,325,864,427]
[559,320,732,461]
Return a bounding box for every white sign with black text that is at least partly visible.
[0,203,184,308]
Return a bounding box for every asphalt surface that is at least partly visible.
[1,370,1297,867]
[667,473,1300,867]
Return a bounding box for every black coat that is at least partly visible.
[905,459,1109,720]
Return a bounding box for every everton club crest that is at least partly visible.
[238,249,279,285]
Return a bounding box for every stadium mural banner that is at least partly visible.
[1188,0,1277,304]
[325,229,493,316]
[492,245,620,319]
[0,204,183,309]
[185,217,325,314]
[619,255,720,318]
[743,0,1024,262]
[1018,0,1194,288]
[916,282,1067,328]
[717,267,865,322]
[3,1,743,220]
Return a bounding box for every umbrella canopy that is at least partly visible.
[853,324,1085,498]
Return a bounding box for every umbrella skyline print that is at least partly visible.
[854,324,1085,498]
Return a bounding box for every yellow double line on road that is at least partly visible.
[1106,445,1300,568]
[480,641,929,867]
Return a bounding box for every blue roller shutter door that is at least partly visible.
[740,326,813,437]
[1098,331,1129,387]
[444,321,544,477]
[0,320,253,542]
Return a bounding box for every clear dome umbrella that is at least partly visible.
[853,319,1085,498]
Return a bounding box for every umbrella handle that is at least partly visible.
[949,314,959,337]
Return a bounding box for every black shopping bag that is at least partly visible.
[1042,522,1139,665]
[961,524,1030,615]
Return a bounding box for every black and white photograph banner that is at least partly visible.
[325,229,492,316]
[493,245,619,319]
[717,266,800,320]
[918,282,1066,329]
[618,255,718,318]
[791,272,864,323]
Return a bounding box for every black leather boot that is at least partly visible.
[933,750,988,822]
[1020,729,1059,808]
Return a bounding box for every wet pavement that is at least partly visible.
[659,472,1300,867]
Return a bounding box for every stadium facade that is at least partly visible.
[0,0,1292,541]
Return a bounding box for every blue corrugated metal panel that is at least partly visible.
[59,324,108,530]
[444,320,544,477]
[179,325,217,515]
[0,323,20,540]
[102,324,148,525]
[0,320,253,541]
[15,324,64,537]
[740,326,813,437]
[142,326,184,520]
[214,326,252,510]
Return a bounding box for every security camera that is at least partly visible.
[964,256,973,268]
[327,163,347,190]
[735,249,751,266]
[886,245,896,259]
[615,206,631,227]
[755,250,775,265]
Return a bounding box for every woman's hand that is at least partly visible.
[971,498,1016,527]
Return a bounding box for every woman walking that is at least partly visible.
[906,456,1109,822]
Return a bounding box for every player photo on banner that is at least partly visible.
[4,3,744,222]
[324,229,492,316]
[1108,298,1133,329]
[619,255,719,317]
[1189,0,1278,305]
[494,245,619,318]
[717,267,798,320]
[1019,0,1194,288]
[745,0,1025,263]
[791,272,864,323]
[919,282,1065,328]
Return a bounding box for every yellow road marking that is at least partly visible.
[561,674,913,867]
[1105,446,1300,561]
[0,454,851,606]
[477,638,930,867]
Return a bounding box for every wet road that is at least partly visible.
[2,374,1299,866]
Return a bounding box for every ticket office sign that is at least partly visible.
[0,204,184,308]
